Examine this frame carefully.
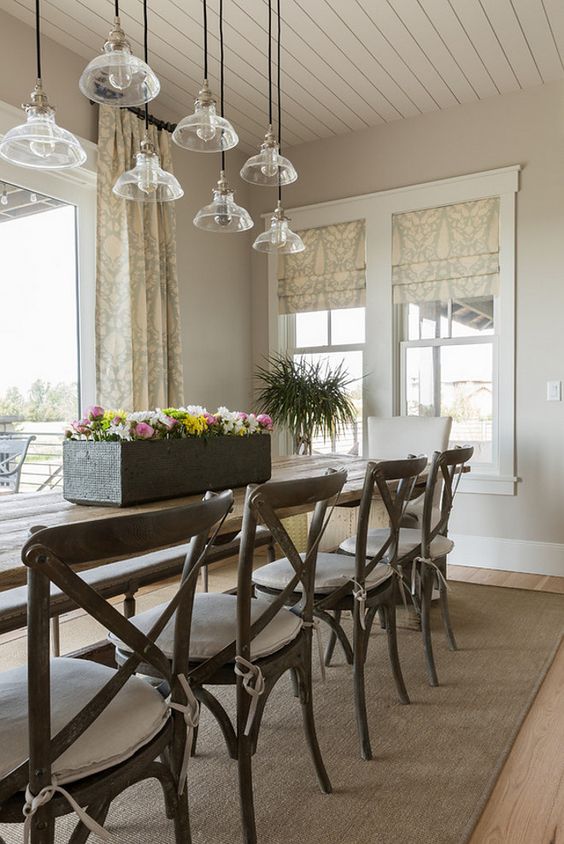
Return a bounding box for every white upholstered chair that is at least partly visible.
[367,416,452,526]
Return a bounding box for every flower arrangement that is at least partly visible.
[65,405,273,442]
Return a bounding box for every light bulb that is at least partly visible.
[30,193,37,203]
[108,60,133,91]
[138,155,159,194]
[270,218,288,247]
[260,145,278,178]
[1,191,7,206]
[30,122,56,159]
[213,199,233,227]
[196,107,217,142]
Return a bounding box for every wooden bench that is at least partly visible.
[0,526,274,655]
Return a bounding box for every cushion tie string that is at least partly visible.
[23,780,111,844]
[344,577,367,630]
[413,556,450,600]
[168,673,200,795]
[302,618,326,682]
[234,656,265,736]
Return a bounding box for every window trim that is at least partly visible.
[266,165,518,494]
[0,99,97,413]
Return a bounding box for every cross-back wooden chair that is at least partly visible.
[253,456,427,761]
[0,489,233,844]
[0,435,35,493]
[339,446,473,687]
[111,468,347,844]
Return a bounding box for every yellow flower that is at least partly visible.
[182,413,208,436]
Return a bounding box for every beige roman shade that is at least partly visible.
[392,197,500,304]
[277,219,366,314]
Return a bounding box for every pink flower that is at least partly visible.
[72,419,90,435]
[238,412,248,421]
[85,405,104,421]
[204,413,218,426]
[257,414,273,430]
[161,415,178,430]
[135,422,155,439]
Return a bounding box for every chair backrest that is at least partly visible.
[237,469,347,662]
[420,445,474,556]
[1,490,233,803]
[367,416,452,460]
[0,435,35,492]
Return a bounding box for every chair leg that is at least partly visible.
[438,561,457,651]
[383,604,410,705]
[421,563,439,687]
[173,789,192,844]
[352,621,372,760]
[123,590,136,619]
[323,610,341,666]
[29,815,55,843]
[266,542,276,563]
[296,656,332,794]
[237,737,258,844]
[377,606,387,630]
[50,617,60,657]
[290,666,300,698]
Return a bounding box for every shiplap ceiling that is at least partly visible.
[3,0,564,153]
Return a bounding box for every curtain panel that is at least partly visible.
[277,219,366,314]
[95,105,184,410]
[392,197,500,304]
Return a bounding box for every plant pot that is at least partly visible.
[62,435,272,507]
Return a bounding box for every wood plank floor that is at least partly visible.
[0,562,562,842]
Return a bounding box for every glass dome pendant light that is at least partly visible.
[241,0,297,187]
[0,0,86,170]
[172,0,238,153]
[253,0,304,254]
[113,0,183,203]
[79,0,160,107]
[194,0,252,233]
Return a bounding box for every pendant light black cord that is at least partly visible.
[219,0,225,171]
[203,0,208,80]
[114,0,119,17]
[277,0,282,203]
[268,0,272,127]
[143,0,149,131]
[35,0,42,80]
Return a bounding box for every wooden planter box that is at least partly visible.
[63,435,272,507]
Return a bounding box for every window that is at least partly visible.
[399,296,495,466]
[286,307,365,455]
[0,180,80,490]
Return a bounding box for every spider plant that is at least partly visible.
[255,354,358,455]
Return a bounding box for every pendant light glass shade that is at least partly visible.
[194,171,253,232]
[79,17,160,106]
[113,135,183,202]
[172,81,238,153]
[253,202,304,253]
[0,82,87,170]
[240,126,297,186]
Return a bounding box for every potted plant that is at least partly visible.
[255,355,357,455]
[63,405,273,506]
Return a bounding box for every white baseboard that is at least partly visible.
[450,533,564,578]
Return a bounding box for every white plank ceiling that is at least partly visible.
[2,0,564,152]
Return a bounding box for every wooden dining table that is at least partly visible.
[0,454,385,592]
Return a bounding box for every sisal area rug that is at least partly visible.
[2,582,563,844]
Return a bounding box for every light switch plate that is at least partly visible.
[547,380,562,401]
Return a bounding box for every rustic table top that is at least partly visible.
[0,454,379,591]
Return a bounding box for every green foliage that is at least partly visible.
[255,354,358,454]
[0,379,78,422]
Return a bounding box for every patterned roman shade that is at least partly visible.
[277,219,366,314]
[392,197,500,304]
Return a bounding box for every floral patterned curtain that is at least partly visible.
[392,197,500,304]
[277,219,366,314]
[95,105,184,410]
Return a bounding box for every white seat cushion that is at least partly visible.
[110,593,302,662]
[339,528,454,560]
[0,658,169,785]
[252,552,393,594]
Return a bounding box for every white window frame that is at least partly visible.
[283,308,366,455]
[0,99,97,413]
[265,165,518,495]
